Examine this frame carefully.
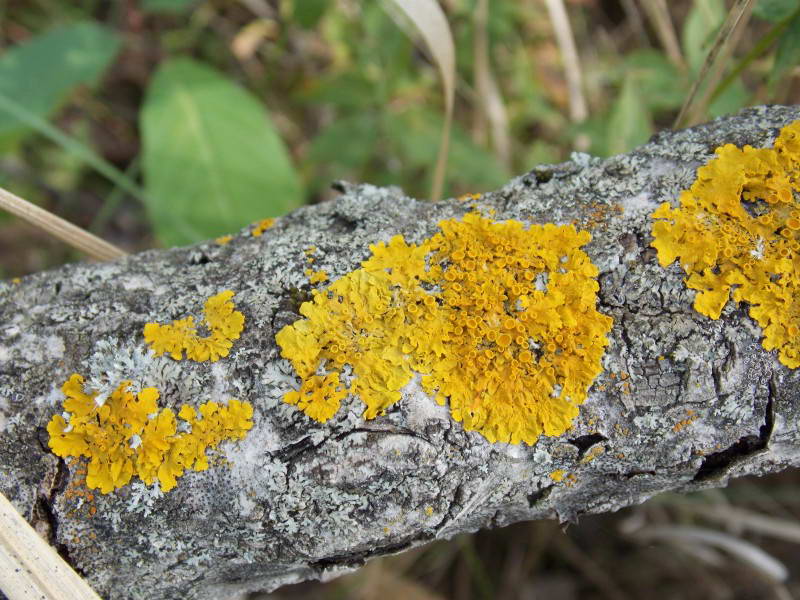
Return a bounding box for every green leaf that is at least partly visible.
[753,0,799,22]
[0,22,120,143]
[605,75,653,156]
[621,50,686,113]
[361,3,415,102]
[299,72,378,110]
[682,0,726,74]
[0,92,148,205]
[770,12,800,84]
[305,113,380,196]
[383,108,440,167]
[293,0,328,28]
[307,113,380,170]
[140,58,303,246]
[141,0,197,13]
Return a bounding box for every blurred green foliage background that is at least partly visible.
[1,0,800,273]
[3,1,800,598]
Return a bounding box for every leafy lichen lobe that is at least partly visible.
[143,290,244,362]
[651,120,800,368]
[276,211,613,444]
[47,374,253,493]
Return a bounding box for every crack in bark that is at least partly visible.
[271,435,319,463]
[693,382,775,482]
[527,484,554,508]
[309,537,414,571]
[333,426,436,448]
[433,482,465,535]
[35,458,77,573]
[567,433,607,457]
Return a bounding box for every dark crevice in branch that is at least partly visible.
[692,434,764,482]
[762,377,776,444]
[334,426,436,448]
[309,538,414,571]
[617,470,657,480]
[433,482,466,534]
[270,435,319,463]
[38,458,82,574]
[527,484,554,508]
[187,252,212,266]
[568,433,607,457]
[693,382,775,482]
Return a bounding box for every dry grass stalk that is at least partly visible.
[473,0,511,167]
[543,0,588,122]
[384,0,455,202]
[0,186,126,263]
[674,0,756,128]
[639,0,687,71]
[0,491,102,600]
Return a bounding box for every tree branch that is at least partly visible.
[1,105,799,600]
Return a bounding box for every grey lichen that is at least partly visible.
[1,105,800,599]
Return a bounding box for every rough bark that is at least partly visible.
[1,105,799,600]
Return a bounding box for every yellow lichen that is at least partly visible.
[304,268,329,284]
[283,373,348,422]
[549,469,566,482]
[651,120,800,369]
[46,374,253,493]
[143,291,245,362]
[672,409,698,432]
[215,234,233,245]
[457,193,482,202]
[580,444,605,464]
[276,211,613,445]
[251,218,275,237]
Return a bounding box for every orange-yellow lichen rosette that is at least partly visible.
[651,120,800,369]
[143,290,245,362]
[276,212,613,445]
[47,374,253,493]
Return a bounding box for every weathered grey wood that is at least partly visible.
[1,105,799,600]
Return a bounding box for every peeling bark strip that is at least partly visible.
[1,105,799,600]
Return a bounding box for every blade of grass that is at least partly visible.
[90,158,140,234]
[639,0,687,71]
[0,185,125,261]
[686,505,800,545]
[456,535,494,600]
[0,92,145,202]
[687,0,755,122]
[707,8,799,106]
[674,0,756,128]
[0,90,199,245]
[383,0,455,201]
[544,0,588,122]
[620,0,650,46]
[634,525,789,582]
[238,0,274,19]
[552,531,632,600]
[472,0,490,147]
[473,0,511,167]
